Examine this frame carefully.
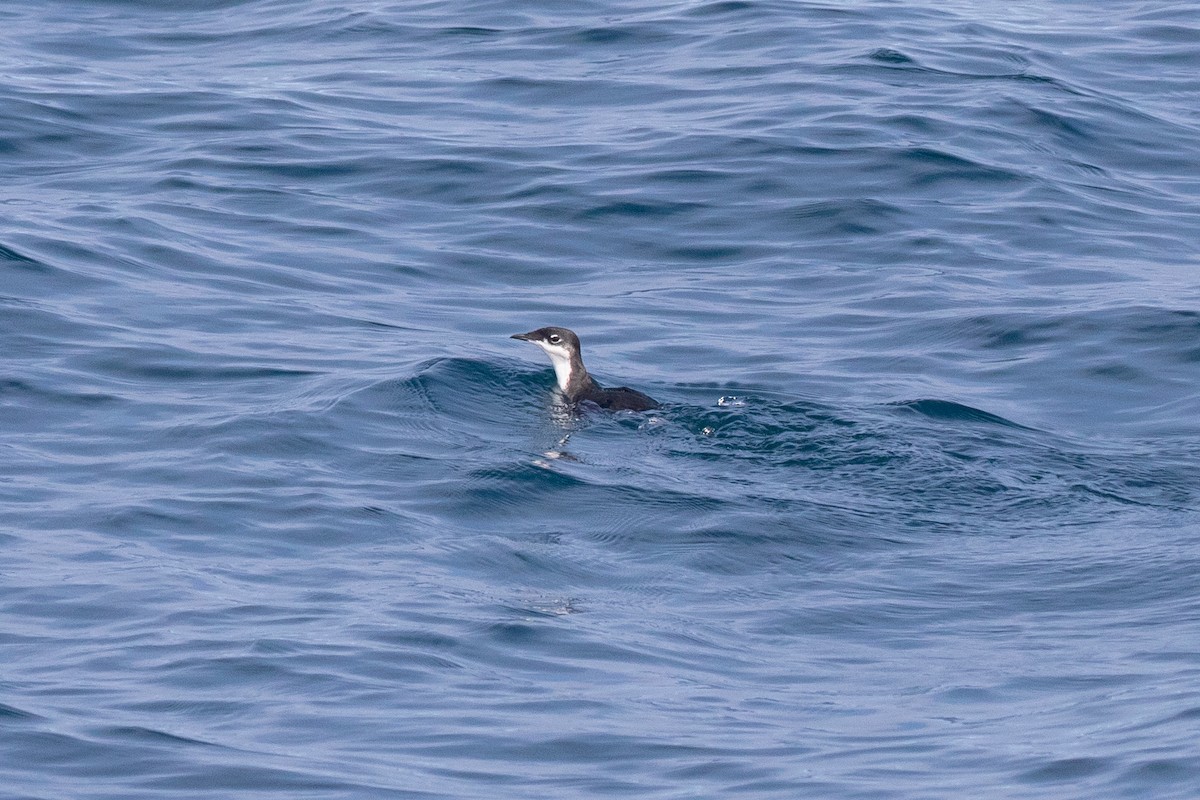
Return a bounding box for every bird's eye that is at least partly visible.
[548,334,561,343]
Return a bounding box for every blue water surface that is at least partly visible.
[2,1,1199,798]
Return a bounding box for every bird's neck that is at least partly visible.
[549,354,574,393]
[550,351,596,398]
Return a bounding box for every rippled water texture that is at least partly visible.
[3,1,1199,798]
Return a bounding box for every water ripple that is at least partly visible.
[3,1,1200,798]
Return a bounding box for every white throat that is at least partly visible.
[535,342,575,393]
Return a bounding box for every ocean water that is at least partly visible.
[2,0,1199,798]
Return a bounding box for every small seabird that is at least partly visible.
[511,326,660,412]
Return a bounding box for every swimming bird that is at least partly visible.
[511,326,660,412]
